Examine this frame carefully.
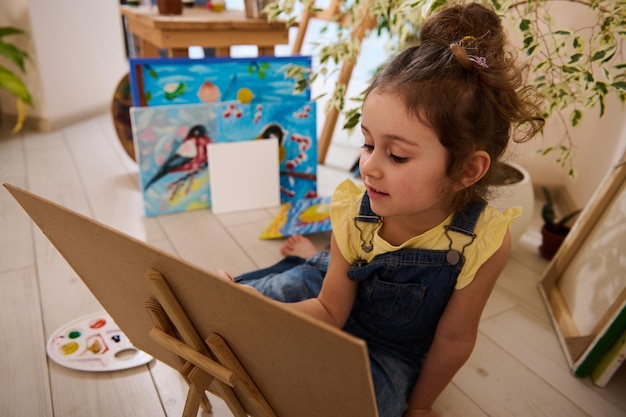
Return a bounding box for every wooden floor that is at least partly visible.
[1,111,625,417]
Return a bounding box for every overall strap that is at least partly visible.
[355,191,380,221]
[353,192,381,253]
[444,199,487,265]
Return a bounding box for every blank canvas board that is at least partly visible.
[4,183,378,417]
[208,138,280,214]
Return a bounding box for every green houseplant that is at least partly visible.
[266,0,626,178]
[0,26,33,133]
[539,186,581,259]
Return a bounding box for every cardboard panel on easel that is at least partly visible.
[4,183,378,417]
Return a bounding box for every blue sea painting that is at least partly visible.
[131,103,217,217]
[129,55,312,107]
[215,100,317,203]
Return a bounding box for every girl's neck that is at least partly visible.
[379,209,452,246]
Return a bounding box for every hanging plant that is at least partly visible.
[266,0,626,178]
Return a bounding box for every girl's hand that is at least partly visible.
[403,408,440,417]
[216,269,260,294]
[216,269,233,281]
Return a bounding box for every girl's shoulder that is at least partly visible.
[455,204,520,289]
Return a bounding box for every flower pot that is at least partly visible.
[488,162,534,245]
[157,0,183,15]
[539,225,569,260]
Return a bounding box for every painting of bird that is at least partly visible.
[143,124,212,191]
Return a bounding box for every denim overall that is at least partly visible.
[235,193,487,417]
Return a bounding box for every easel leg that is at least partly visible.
[145,269,275,417]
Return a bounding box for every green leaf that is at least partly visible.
[0,66,32,105]
[569,53,583,64]
[0,41,28,72]
[592,50,606,61]
[599,95,606,117]
[0,27,25,39]
[523,35,534,49]
[571,109,582,127]
[519,19,530,32]
[612,81,626,90]
[561,65,580,74]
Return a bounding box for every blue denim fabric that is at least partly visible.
[234,253,328,302]
[234,196,486,417]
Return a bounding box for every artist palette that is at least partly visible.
[46,312,153,372]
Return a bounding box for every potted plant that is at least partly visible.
[0,26,33,133]
[266,0,626,179]
[539,186,581,260]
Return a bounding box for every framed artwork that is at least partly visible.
[131,101,317,217]
[539,150,626,380]
[128,55,312,107]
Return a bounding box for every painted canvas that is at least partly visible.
[217,100,318,203]
[128,55,312,107]
[259,196,331,239]
[131,103,216,216]
[131,101,317,217]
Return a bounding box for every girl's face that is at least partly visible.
[359,91,453,232]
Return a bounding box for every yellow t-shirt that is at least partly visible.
[330,179,520,289]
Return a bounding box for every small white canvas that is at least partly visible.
[208,139,280,214]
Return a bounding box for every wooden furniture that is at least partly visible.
[291,0,376,164]
[120,5,290,58]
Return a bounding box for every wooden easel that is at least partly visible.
[5,182,378,417]
[291,0,377,164]
[144,268,276,417]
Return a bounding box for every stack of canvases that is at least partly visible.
[128,55,319,218]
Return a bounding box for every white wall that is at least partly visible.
[0,0,128,130]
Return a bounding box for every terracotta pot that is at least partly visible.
[157,0,183,15]
[539,225,568,260]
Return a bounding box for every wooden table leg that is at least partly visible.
[137,37,160,57]
[215,47,231,57]
[169,48,190,58]
[258,46,275,56]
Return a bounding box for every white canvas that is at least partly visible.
[208,139,280,214]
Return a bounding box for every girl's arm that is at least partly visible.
[287,232,358,328]
[403,230,512,417]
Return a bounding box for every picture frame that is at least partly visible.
[539,150,626,378]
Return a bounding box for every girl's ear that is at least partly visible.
[459,150,491,189]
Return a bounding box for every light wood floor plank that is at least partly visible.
[481,307,626,417]
[0,268,53,417]
[454,333,591,417]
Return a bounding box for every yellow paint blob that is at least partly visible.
[237,87,255,104]
[61,342,79,355]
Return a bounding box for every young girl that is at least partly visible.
[219,3,543,416]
